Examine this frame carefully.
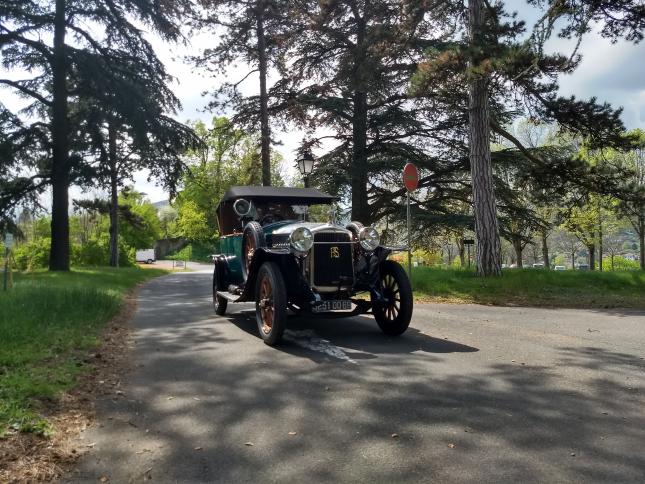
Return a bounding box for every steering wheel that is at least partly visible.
[260,213,283,226]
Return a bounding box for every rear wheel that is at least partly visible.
[373,260,413,336]
[212,264,228,316]
[255,262,287,345]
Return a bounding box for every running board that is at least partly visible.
[217,291,244,302]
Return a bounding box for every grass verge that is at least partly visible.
[0,267,167,438]
[412,267,645,309]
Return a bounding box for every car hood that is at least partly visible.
[265,221,351,237]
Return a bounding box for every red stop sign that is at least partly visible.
[403,163,419,192]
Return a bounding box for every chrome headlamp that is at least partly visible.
[359,226,380,251]
[290,227,314,254]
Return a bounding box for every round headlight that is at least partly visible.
[290,227,314,254]
[359,226,380,251]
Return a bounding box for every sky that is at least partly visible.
[3,2,645,206]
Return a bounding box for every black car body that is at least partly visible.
[212,186,413,345]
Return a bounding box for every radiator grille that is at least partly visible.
[312,232,354,287]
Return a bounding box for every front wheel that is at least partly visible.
[212,264,228,316]
[373,260,413,336]
[255,262,287,345]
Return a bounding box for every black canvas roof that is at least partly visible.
[219,186,336,205]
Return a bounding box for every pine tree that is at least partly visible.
[0,0,189,270]
[191,0,291,187]
[412,0,644,276]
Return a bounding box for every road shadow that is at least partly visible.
[225,309,478,364]
[68,272,645,483]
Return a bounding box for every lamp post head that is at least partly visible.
[297,151,315,177]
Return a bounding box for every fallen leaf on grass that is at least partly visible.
[448,443,456,449]
[86,442,96,448]
[288,431,297,436]
[135,449,152,455]
[244,442,254,446]
[99,476,109,482]
[193,397,201,401]
[391,433,399,438]
[194,447,203,451]
[167,396,174,400]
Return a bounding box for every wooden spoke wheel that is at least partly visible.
[255,262,287,345]
[212,264,227,316]
[373,260,413,336]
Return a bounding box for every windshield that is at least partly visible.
[249,202,332,225]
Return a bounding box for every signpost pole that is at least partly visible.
[407,191,412,282]
[402,163,418,289]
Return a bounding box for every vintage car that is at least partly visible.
[212,186,413,345]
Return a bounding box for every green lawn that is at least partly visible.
[412,267,645,309]
[0,267,167,437]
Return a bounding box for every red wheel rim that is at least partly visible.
[259,275,274,334]
[382,273,401,321]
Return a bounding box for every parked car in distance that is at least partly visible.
[577,264,590,271]
[211,186,414,345]
[136,249,156,264]
[554,265,566,271]
[532,263,545,269]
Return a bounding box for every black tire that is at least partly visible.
[147,259,153,264]
[241,221,266,280]
[373,260,413,336]
[212,264,228,316]
[255,262,287,345]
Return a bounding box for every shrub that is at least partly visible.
[166,242,214,262]
[72,235,135,267]
[605,256,640,271]
[11,238,51,271]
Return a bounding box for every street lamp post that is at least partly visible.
[296,151,315,188]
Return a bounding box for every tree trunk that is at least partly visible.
[541,229,550,268]
[350,11,369,223]
[108,123,119,268]
[598,210,603,271]
[256,2,271,187]
[611,254,615,271]
[351,90,369,222]
[457,239,465,266]
[468,0,501,277]
[588,243,596,270]
[49,0,70,271]
[571,249,576,270]
[639,214,644,271]
[512,239,523,268]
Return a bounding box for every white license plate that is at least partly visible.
[312,300,352,313]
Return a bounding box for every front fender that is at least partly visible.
[237,248,298,302]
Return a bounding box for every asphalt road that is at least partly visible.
[68,269,645,483]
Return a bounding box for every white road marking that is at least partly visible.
[283,329,357,364]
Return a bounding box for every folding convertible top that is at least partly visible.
[219,186,336,206]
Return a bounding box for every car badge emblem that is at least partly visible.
[330,246,340,258]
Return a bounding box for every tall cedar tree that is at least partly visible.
[71,51,199,267]
[0,107,49,233]
[413,0,644,276]
[0,0,188,270]
[191,0,290,186]
[269,0,465,225]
